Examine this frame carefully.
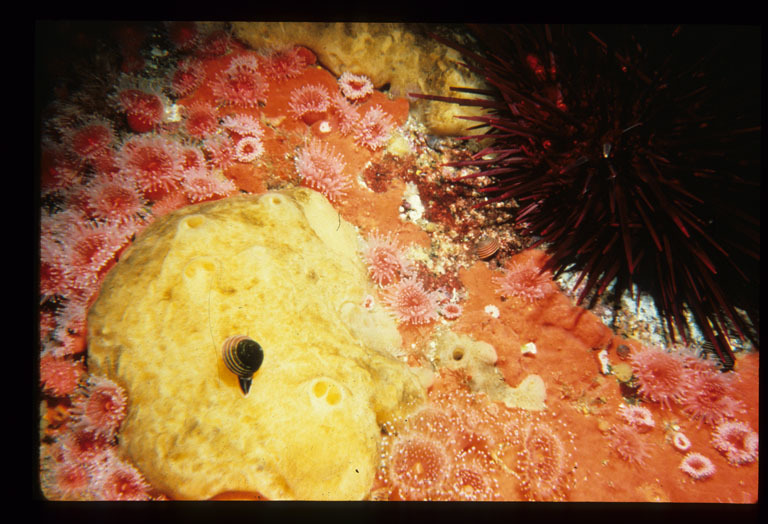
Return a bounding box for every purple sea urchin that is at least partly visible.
[412,25,760,368]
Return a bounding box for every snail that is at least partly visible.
[222,335,264,396]
[475,235,500,260]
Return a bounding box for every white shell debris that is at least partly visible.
[317,120,332,134]
[166,103,183,123]
[521,342,537,355]
[484,304,500,318]
[400,182,424,222]
[597,348,611,375]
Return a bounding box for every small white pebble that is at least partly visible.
[521,342,537,355]
[165,103,182,123]
[402,182,424,222]
[484,304,500,318]
[597,348,611,375]
[318,120,332,134]
[672,431,692,452]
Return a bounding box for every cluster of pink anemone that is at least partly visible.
[360,231,463,326]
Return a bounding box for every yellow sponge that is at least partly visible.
[87,188,424,500]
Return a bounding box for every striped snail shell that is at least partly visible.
[222,335,264,396]
[475,235,500,260]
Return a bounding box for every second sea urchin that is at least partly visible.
[412,25,760,369]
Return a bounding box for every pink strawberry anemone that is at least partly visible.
[380,275,441,325]
[617,404,655,432]
[493,257,555,303]
[607,423,652,465]
[294,139,349,203]
[71,376,128,440]
[40,353,85,397]
[711,421,759,465]
[672,432,692,452]
[212,55,269,108]
[439,302,463,321]
[235,136,264,163]
[261,46,311,81]
[81,175,147,224]
[183,100,219,140]
[628,346,689,409]
[288,84,331,125]
[681,366,744,427]
[679,452,716,480]
[117,87,165,133]
[67,120,114,160]
[171,57,205,97]
[117,135,185,199]
[354,105,395,150]
[362,231,412,287]
[338,71,374,101]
